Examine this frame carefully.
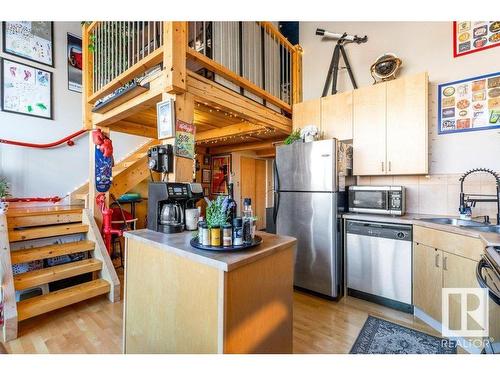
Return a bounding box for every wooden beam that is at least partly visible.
[292,45,303,105]
[163,22,187,94]
[187,72,292,134]
[82,23,93,130]
[88,48,164,104]
[196,123,264,142]
[209,140,281,155]
[256,148,276,158]
[110,120,157,138]
[187,49,292,113]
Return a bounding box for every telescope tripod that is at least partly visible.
[322,36,358,97]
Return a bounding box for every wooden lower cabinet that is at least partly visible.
[413,243,443,322]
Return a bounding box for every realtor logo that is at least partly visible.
[442,288,489,337]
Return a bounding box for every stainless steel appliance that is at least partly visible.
[348,185,406,216]
[477,246,500,354]
[346,220,413,313]
[274,139,349,298]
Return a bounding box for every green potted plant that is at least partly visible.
[0,177,11,214]
[204,195,233,246]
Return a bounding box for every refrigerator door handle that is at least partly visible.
[273,159,280,192]
[273,192,280,224]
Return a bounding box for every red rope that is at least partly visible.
[0,129,88,149]
[5,196,66,203]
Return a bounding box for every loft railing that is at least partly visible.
[186,21,301,113]
[85,21,164,103]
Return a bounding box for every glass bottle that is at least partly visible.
[242,198,254,245]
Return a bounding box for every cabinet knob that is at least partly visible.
[435,253,440,268]
[381,161,384,172]
[389,161,392,172]
[443,256,448,271]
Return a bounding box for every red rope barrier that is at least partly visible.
[0,129,88,149]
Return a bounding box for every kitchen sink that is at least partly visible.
[469,225,500,234]
[418,217,488,227]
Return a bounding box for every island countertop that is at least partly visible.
[124,229,297,272]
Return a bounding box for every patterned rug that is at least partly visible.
[350,316,457,354]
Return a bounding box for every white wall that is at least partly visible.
[0,22,147,198]
[299,22,500,174]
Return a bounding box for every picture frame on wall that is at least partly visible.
[203,154,211,166]
[211,154,231,195]
[157,98,175,139]
[67,33,83,93]
[453,21,500,58]
[2,21,54,67]
[1,58,53,119]
[203,186,210,197]
[202,169,211,184]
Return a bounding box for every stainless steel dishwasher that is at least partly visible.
[346,220,413,313]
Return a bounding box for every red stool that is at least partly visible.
[110,208,137,268]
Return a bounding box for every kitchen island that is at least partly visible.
[123,229,296,354]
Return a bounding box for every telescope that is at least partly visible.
[316,28,367,44]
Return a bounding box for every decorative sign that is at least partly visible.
[175,119,196,159]
[94,146,113,193]
[211,155,231,195]
[438,71,500,134]
[1,59,52,119]
[67,33,82,93]
[453,21,500,57]
[157,99,175,139]
[2,22,54,66]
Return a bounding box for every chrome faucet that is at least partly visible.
[459,168,500,224]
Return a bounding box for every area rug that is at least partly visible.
[350,316,457,354]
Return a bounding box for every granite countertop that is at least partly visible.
[124,229,297,272]
[342,212,500,247]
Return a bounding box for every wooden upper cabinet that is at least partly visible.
[353,83,387,176]
[386,72,428,175]
[321,91,353,140]
[292,98,321,131]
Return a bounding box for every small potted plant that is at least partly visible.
[300,125,319,142]
[205,195,234,246]
[0,177,11,214]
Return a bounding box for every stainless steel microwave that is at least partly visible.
[348,186,406,216]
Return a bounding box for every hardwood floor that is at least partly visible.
[4,281,442,354]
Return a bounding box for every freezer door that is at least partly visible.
[276,191,340,297]
[275,139,337,192]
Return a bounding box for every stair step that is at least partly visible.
[6,205,83,218]
[8,223,89,242]
[7,212,82,229]
[17,279,110,321]
[11,240,95,265]
[14,259,103,291]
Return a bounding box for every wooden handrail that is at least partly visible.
[259,22,295,51]
[0,214,17,342]
[87,21,99,33]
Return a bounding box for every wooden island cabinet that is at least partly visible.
[123,229,296,354]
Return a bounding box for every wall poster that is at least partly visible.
[438,71,500,134]
[175,119,196,159]
[67,33,82,93]
[2,22,54,66]
[157,99,175,139]
[453,21,500,57]
[211,155,231,195]
[1,59,53,119]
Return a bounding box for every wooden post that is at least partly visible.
[82,22,94,130]
[0,215,17,342]
[163,21,187,94]
[292,44,303,105]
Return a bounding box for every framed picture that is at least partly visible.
[438,71,500,135]
[175,119,196,159]
[2,22,54,67]
[1,59,53,119]
[211,155,231,195]
[202,169,211,184]
[453,21,500,57]
[67,33,82,93]
[157,99,175,139]
[203,154,211,166]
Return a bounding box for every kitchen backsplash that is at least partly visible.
[357,172,498,221]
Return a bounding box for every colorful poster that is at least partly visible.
[175,119,196,159]
[1,59,52,119]
[67,33,82,93]
[211,155,231,195]
[438,71,500,134]
[157,99,174,139]
[3,22,53,66]
[453,21,500,57]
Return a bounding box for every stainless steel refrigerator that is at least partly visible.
[274,139,349,298]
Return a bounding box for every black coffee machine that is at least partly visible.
[148,182,204,234]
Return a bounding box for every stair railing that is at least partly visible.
[0,214,17,342]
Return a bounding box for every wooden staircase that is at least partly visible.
[0,206,119,342]
[71,139,159,204]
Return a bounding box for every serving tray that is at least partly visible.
[190,235,262,251]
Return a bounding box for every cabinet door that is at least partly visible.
[353,83,387,175]
[386,72,428,175]
[413,242,443,322]
[292,98,321,131]
[443,253,481,335]
[321,92,353,140]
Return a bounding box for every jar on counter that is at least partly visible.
[223,224,232,247]
[200,223,210,246]
[233,217,243,246]
[210,226,221,247]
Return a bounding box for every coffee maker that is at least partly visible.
[148,182,204,234]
